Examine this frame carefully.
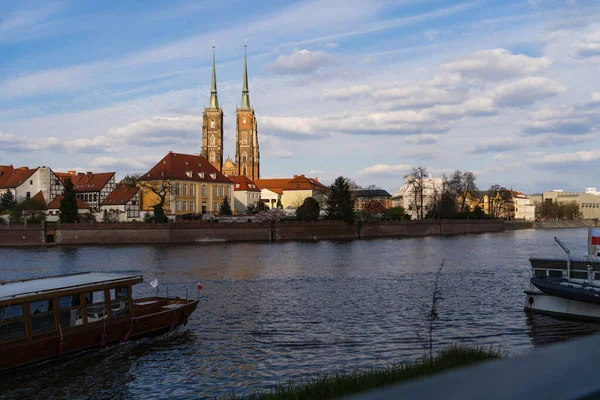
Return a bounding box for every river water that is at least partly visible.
[1,228,599,399]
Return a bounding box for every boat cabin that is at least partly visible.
[0,273,142,347]
[530,257,600,281]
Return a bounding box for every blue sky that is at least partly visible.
[1,0,600,195]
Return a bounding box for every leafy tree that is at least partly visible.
[383,206,407,221]
[325,176,355,222]
[120,174,141,188]
[17,197,47,224]
[0,189,16,213]
[220,196,233,215]
[296,197,320,221]
[471,205,487,219]
[81,211,97,223]
[60,178,79,223]
[246,200,268,214]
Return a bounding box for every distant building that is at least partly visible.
[101,185,141,221]
[222,156,236,177]
[255,175,328,210]
[392,176,444,219]
[352,189,392,212]
[0,165,63,205]
[513,192,536,220]
[139,152,234,217]
[46,195,90,222]
[230,175,261,214]
[55,170,116,212]
[540,190,600,219]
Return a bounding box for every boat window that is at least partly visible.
[111,299,130,318]
[60,294,82,309]
[85,291,107,324]
[30,299,56,336]
[110,287,129,300]
[0,305,26,342]
[30,299,52,314]
[60,294,84,329]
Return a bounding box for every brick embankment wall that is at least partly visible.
[0,224,45,246]
[170,222,271,243]
[275,220,357,241]
[533,220,598,229]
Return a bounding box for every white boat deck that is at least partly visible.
[0,272,143,302]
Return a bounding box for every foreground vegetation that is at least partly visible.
[226,345,502,400]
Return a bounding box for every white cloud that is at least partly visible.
[0,132,61,152]
[491,77,566,107]
[322,85,371,101]
[268,49,335,75]
[90,155,162,171]
[469,137,520,154]
[440,48,552,81]
[572,30,600,59]
[357,163,413,178]
[529,150,600,169]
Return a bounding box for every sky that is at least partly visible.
[1,0,600,195]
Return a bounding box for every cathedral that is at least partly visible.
[201,44,260,181]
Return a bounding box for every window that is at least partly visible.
[186,171,192,178]
[242,133,248,145]
[190,200,195,211]
[0,304,25,342]
[198,172,205,179]
[213,186,218,197]
[190,184,194,196]
[210,151,216,163]
[85,291,107,323]
[213,202,218,211]
[29,180,33,185]
[210,173,216,179]
[60,294,83,329]
[227,187,231,197]
[174,184,180,195]
[183,201,187,211]
[243,116,247,124]
[93,194,97,202]
[211,119,215,129]
[220,186,224,197]
[30,299,56,335]
[183,184,187,196]
[202,184,207,196]
[109,287,130,318]
[242,152,247,163]
[236,184,240,189]
[176,200,181,211]
[26,192,31,200]
[242,165,247,176]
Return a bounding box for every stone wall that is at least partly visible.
[0,219,535,247]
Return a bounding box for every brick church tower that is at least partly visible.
[201,45,224,172]
[235,44,260,181]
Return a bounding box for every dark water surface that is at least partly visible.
[1,228,599,399]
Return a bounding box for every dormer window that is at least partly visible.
[198,172,205,179]
[197,163,201,167]
[236,184,240,188]
[210,173,216,180]
[186,171,192,178]
[185,161,188,166]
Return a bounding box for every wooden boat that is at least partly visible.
[0,272,199,372]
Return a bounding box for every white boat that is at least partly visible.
[525,228,600,320]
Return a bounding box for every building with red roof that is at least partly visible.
[101,185,141,221]
[255,174,328,210]
[54,170,116,212]
[0,166,64,206]
[46,195,91,221]
[230,175,261,213]
[139,152,234,216]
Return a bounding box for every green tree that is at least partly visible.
[0,189,16,213]
[246,200,268,214]
[120,174,141,188]
[296,197,320,221]
[383,206,407,221]
[325,176,355,222]
[220,196,233,215]
[60,178,79,223]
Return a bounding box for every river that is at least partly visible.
[1,228,598,399]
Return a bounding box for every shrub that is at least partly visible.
[296,197,320,221]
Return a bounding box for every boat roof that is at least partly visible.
[0,272,143,302]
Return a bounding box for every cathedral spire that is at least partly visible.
[240,41,251,110]
[209,43,219,109]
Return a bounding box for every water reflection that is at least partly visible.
[0,228,595,399]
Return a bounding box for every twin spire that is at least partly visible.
[208,43,251,110]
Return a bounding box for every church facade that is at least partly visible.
[201,45,260,181]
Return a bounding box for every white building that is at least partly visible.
[513,193,536,220]
[230,175,261,214]
[46,195,91,222]
[0,165,63,205]
[392,176,444,219]
[100,186,141,221]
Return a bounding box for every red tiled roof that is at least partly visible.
[101,186,139,205]
[0,167,38,189]
[31,191,46,205]
[0,165,15,187]
[55,171,115,193]
[255,175,327,193]
[141,152,232,184]
[230,175,261,192]
[48,195,90,210]
[19,191,48,210]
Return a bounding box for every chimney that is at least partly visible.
[86,172,93,177]
[293,175,298,179]
[314,177,319,182]
[78,173,84,176]
[68,170,76,175]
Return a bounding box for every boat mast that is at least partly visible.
[555,236,571,279]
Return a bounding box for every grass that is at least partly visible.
[224,345,503,400]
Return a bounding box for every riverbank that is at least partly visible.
[0,219,535,246]
[226,346,502,400]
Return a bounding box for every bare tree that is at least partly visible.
[428,174,456,219]
[449,170,479,213]
[404,166,428,220]
[487,185,513,219]
[138,178,173,223]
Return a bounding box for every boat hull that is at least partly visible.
[524,290,600,321]
[0,298,198,373]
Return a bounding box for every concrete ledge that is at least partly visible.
[347,333,600,400]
